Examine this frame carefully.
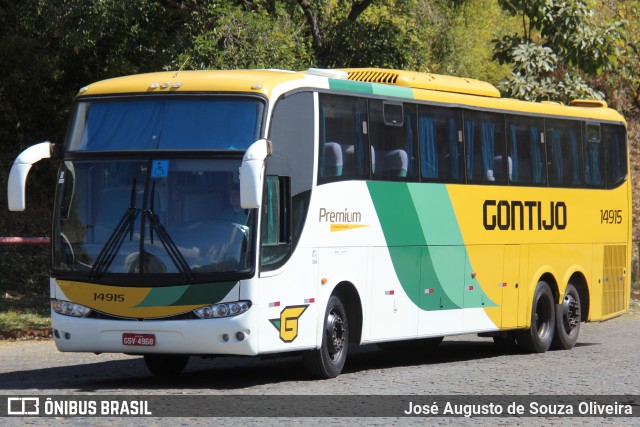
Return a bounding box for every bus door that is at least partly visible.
[501,245,521,329]
[418,246,465,336]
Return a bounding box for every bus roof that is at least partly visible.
[77,68,625,124]
[76,69,305,98]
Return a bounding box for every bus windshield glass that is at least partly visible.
[67,96,264,151]
[54,158,254,280]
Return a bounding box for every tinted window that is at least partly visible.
[418,106,463,182]
[264,92,314,270]
[506,115,546,185]
[463,111,506,183]
[583,122,605,188]
[546,119,582,187]
[604,124,627,188]
[318,94,369,182]
[369,100,416,179]
[268,92,314,195]
[68,97,264,151]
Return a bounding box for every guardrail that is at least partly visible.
[0,237,50,245]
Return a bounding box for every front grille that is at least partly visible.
[87,310,198,321]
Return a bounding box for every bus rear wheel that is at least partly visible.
[303,295,349,379]
[551,283,581,350]
[516,281,555,353]
[143,354,189,376]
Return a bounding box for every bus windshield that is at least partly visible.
[54,158,254,281]
[67,96,264,151]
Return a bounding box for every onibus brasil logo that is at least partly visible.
[269,305,308,343]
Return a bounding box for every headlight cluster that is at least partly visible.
[51,299,91,317]
[194,301,251,319]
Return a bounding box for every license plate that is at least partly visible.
[122,333,156,346]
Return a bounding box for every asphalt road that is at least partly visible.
[1,314,639,425]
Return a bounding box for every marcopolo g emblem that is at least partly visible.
[269,305,308,343]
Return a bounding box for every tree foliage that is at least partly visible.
[432,0,513,81]
[170,1,312,70]
[493,0,623,102]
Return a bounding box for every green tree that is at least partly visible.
[297,0,434,70]
[432,0,513,83]
[492,0,623,102]
[596,0,640,114]
[171,1,312,70]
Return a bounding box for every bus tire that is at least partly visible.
[551,283,581,350]
[303,295,349,379]
[143,354,189,376]
[516,281,555,353]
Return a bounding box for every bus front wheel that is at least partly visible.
[143,354,189,376]
[516,281,555,353]
[551,283,581,350]
[303,295,349,379]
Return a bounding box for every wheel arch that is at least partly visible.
[331,281,363,345]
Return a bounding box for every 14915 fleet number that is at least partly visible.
[600,209,622,224]
[93,293,125,302]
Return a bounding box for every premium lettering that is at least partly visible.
[319,208,362,223]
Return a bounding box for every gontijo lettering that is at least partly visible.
[483,200,567,231]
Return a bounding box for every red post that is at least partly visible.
[0,237,50,245]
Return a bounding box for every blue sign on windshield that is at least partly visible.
[151,160,169,178]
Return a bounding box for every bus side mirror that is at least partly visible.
[7,141,58,211]
[239,139,272,209]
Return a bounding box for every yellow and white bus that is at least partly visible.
[8,68,630,378]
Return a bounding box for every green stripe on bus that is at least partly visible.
[371,83,414,98]
[173,281,237,306]
[367,182,495,310]
[328,79,415,99]
[135,282,236,307]
[328,79,373,94]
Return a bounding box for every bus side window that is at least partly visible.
[583,122,605,188]
[318,94,369,182]
[260,176,291,267]
[419,106,463,182]
[369,100,415,180]
[506,115,546,185]
[264,91,314,271]
[546,119,582,187]
[604,124,627,188]
[463,111,506,184]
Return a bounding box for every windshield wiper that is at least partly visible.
[141,181,193,280]
[89,179,139,280]
[144,210,194,280]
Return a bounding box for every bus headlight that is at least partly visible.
[51,299,91,317]
[194,301,251,319]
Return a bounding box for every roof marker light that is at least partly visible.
[149,82,159,89]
